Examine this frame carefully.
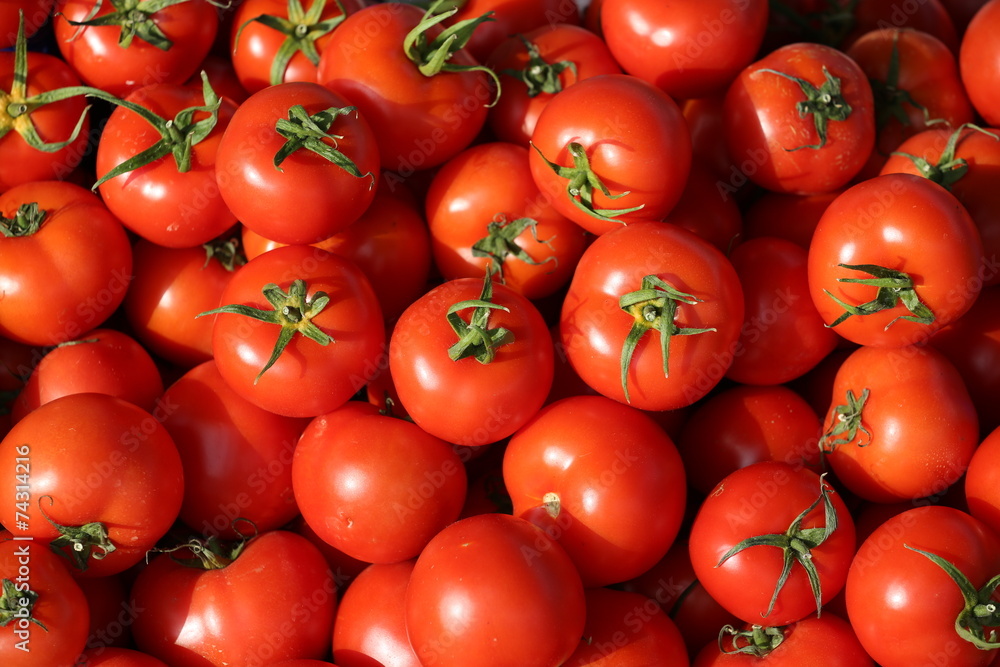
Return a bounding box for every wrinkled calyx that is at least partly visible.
[760,66,851,150]
[819,388,872,453]
[39,496,117,573]
[501,34,577,97]
[61,0,214,50]
[272,105,374,189]
[202,236,247,272]
[0,202,46,237]
[891,123,999,191]
[718,624,785,657]
[824,263,934,329]
[0,579,45,630]
[446,271,514,364]
[471,216,555,282]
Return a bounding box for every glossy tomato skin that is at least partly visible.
[724,42,875,194]
[808,174,983,347]
[0,49,89,191]
[529,74,692,235]
[485,23,622,146]
[960,0,1000,125]
[821,345,979,502]
[425,142,588,300]
[966,426,1000,536]
[445,0,581,62]
[318,3,492,173]
[405,513,586,667]
[76,647,172,666]
[662,162,744,253]
[0,0,54,47]
[95,82,238,248]
[209,245,385,418]
[504,395,687,587]
[0,181,132,346]
[131,530,337,667]
[601,0,769,100]
[53,0,218,97]
[0,393,184,576]
[389,277,554,446]
[217,82,380,245]
[846,506,1000,667]
[689,462,856,626]
[560,221,744,411]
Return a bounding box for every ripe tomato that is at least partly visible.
[216,82,380,245]
[559,221,744,411]
[389,273,554,446]
[0,181,132,346]
[444,0,581,62]
[529,74,692,234]
[425,141,588,300]
[0,0,54,47]
[131,530,337,667]
[807,173,983,347]
[661,162,743,253]
[689,462,856,626]
[601,0,769,100]
[0,393,184,576]
[741,189,841,249]
[820,344,979,502]
[404,513,586,667]
[205,244,385,418]
[74,572,133,652]
[961,0,1000,125]
[723,42,875,194]
[846,506,1000,667]
[966,425,1000,536]
[76,647,172,666]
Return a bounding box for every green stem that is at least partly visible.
[470,216,556,283]
[446,271,514,364]
[824,263,934,329]
[759,66,852,150]
[38,496,117,573]
[890,123,999,191]
[500,34,577,97]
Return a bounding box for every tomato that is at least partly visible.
[0,0,54,46]
[444,0,581,62]
[0,181,132,346]
[288,514,370,591]
[689,461,856,626]
[485,23,621,146]
[723,42,875,194]
[74,573,133,653]
[662,163,743,253]
[332,560,421,667]
[131,530,337,667]
[0,539,89,666]
[318,2,494,174]
[76,647,172,666]
[205,244,385,418]
[293,401,467,564]
[389,274,553,446]
[726,237,840,385]
[216,81,380,245]
[683,96,738,187]
[846,506,1000,667]
[425,141,588,300]
[960,0,1000,125]
[807,173,983,347]
[529,74,692,235]
[0,393,184,576]
[559,221,744,411]
[819,344,978,502]
[404,513,586,667]
[185,52,249,105]
[846,0,960,52]
[53,0,218,97]
[10,328,164,423]
[601,0,769,100]
[741,189,841,249]
[676,385,822,495]
[966,426,1000,538]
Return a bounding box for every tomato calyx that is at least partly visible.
[716,474,839,619]
[151,522,256,570]
[197,278,334,383]
[819,388,872,453]
[234,0,348,86]
[0,202,47,237]
[272,105,376,188]
[38,496,117,573]
[758,66,852,151]
[92,72,222,189]
[869,31,938,133]
[618,275,716,403]
[531,141,645,223]
[718,624,785,657]
[59,0,225,51]
[471,216,556,283]
[0,579,47,631]
[203,236,247,272]
[823,263,934,329]
[446,271,514,364]
[402,0,501,101]
[500,34,577,97]
[904,545,1000,650]
[891,123,1000,191]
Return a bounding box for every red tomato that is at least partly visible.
[0,0,54,46]
[53,0,218,97]
[807,173,983,347]
[529,74,692,234]
[559,221,744,411]
[0,181,132,346]
[683,96,738,187]
[10,328,164,423]
[689,462,856,626]
[966,426,1000,536]
[404,513,586,667]
[206,244,385,418]
[819,344,978,502]
[741,189,841,249]
[601,0,769,99]
[846,506,1000,667]
[389,274,554,446]
[131,530,337,667]
[444,0,581,62]
[216,82,380,245]
[723,42,875,194]
[74,573,133,652]
[846,0,960,52]
[960,0,1000,124]
[76,647,172,666]
[662,162,743,253]
[0,393,184,576]
[425,141,588,300]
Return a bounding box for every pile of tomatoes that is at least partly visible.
[2,0,1000,664]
